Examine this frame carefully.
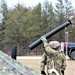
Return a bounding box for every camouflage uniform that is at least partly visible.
[40,43,66,75]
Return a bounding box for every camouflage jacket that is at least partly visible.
[40,43,67,75]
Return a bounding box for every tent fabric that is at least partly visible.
[0,51,40,75]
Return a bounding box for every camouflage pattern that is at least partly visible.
[0,50,40,75]
[40,43,66,75]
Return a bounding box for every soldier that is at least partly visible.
[40,36,67,75]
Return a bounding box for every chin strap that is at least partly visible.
[48,60,60,75]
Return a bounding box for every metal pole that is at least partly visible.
[29,20,72,50]
[65,27,69,56]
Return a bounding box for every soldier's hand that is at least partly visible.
[40,36,47,44]
[41,70,46,75]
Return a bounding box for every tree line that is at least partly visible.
[0,0,75,55]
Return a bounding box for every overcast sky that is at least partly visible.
[5,0,57,8]
[5,0,75,8]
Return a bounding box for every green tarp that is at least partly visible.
[0,51,40,75]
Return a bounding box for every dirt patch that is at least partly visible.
[17,57,75,75]
[17,59,40,73]
[65,59,75,75]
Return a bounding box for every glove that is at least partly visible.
[40,36,47,44]
[41,70,46,75]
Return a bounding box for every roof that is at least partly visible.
[0,50,40,75]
